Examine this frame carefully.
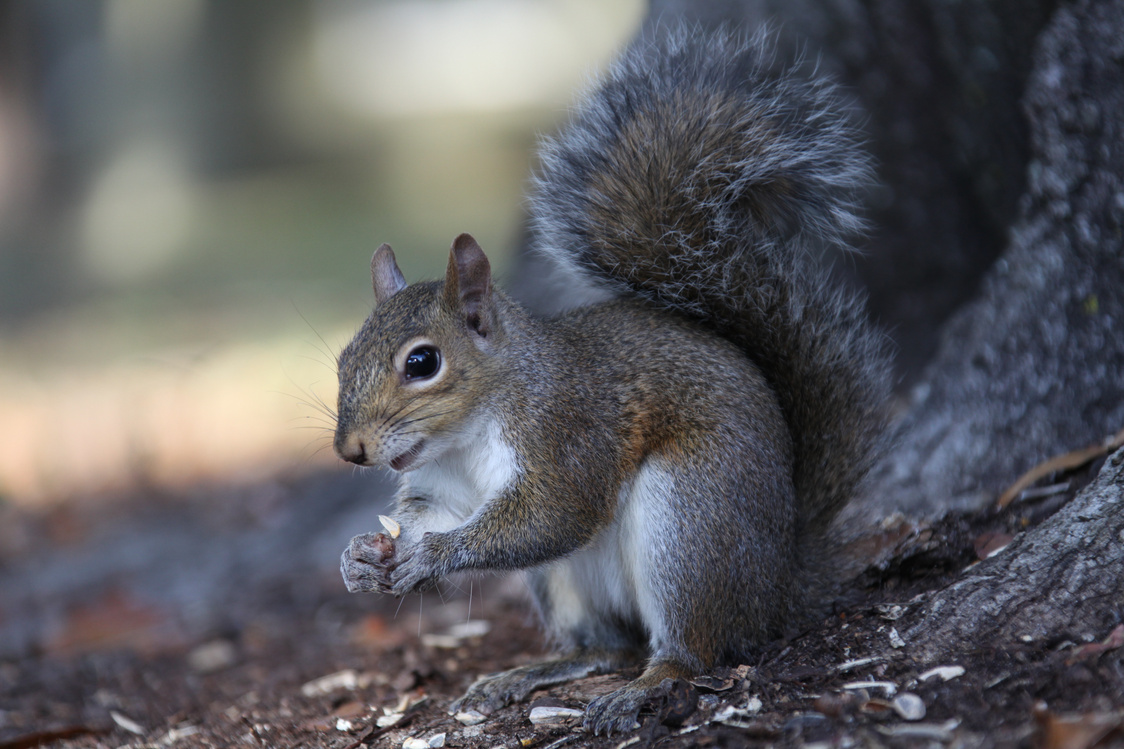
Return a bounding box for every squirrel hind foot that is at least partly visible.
[450,650,694,736]
[583,659,696,736]
[450,648,633,715]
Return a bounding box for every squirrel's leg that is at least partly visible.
[452,564,644,713]
[579,453,794,735]
[576,458,706,734]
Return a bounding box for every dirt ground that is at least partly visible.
[1,462,1122,749]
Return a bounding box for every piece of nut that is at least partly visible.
[454,711,487,726]
[892,693,926,721]
[528,706,583,725]
[379,515,401,538]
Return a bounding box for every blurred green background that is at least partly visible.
[0,0,644,504]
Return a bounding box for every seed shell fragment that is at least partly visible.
[379,515,401,538]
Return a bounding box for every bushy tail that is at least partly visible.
[531,26,891,544]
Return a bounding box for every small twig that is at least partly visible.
[0,725,111,749]
[541,735,581,749]
[653,724,701,748]
[241,716,267,745]
[996,426,1124,508]
[833,656,886,673]
[362,710,420,743]
[1015,480,1071,502]
[341,725,375,749]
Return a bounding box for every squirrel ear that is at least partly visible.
[371,244,407,305]
[445,233,493,337]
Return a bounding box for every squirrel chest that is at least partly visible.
[399,416,521,539]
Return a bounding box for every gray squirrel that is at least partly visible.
[332,25,891,735]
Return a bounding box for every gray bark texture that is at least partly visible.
[903,448,1124,662]
[857,0,1124,518]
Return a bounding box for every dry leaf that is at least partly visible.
[1034,703,1124,749]
[974,532,1014,560]
[1069,625,1124,662]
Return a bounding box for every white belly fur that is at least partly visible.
[540,459,675,651]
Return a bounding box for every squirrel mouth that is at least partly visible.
[389,440,425,471]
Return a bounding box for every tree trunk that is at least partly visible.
[904,449,1124,662]
[855,0,1124,519]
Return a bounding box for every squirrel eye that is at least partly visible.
[404,345,441,380]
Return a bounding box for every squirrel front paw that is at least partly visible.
[340,532,396,593]
[340,531,443,596]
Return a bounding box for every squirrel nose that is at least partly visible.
[335,434,368,465]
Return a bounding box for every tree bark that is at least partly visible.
[904,449,1124,662]
[856,0,1124,519]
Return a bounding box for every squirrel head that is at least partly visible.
[333,233,504,472]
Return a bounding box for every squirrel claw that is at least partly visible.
[583,687,646,736]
